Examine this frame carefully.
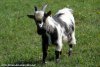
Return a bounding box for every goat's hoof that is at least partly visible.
[68,51,72,56]
[42,61,47,64]
[56,59,60,63]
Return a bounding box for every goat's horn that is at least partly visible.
[42,4,47,11]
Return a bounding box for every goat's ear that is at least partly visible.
[34,6,37,11]
[47,11,51,16]
[27,15,35,19]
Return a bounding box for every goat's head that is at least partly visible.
[27,5,47,35]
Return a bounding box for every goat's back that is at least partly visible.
[56,8,75,26]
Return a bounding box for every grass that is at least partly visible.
[0,0,100,67]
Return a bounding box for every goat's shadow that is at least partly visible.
[7,57,55,67]
[13,59,42,67]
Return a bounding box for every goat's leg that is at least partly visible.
[54,31,63,63]
[68,44,73,56]
[68,32,76,56]
[55,42,63,63]
[42,34,49,64]
[55,50,62,63]
[42,44,48,63]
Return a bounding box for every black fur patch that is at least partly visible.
[49,28,58,45]
[53,13,66,27]
[56,13,64,17]
[69,44,73,48]
[55,51,61,59]
[71,24,74,31]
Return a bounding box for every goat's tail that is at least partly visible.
[68,8,73,13]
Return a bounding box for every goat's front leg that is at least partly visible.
[42,34,49,64]
[42,44,48,64]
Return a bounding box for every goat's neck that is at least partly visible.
[46,16,56,27]
[44,16,56,33]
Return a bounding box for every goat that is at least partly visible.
[27,5,76,63]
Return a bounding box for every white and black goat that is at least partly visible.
[27,5,76,63]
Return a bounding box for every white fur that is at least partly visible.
[56,25,63,51]
[70,32,76,45]
[43,16,57,32]
[35,11,44,20]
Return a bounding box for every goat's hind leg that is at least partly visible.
[55,50,62,63]
[68,32,76,56]
[55,41,63,63]
[68,44,73,56]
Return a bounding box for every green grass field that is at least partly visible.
[0,0,100,67]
